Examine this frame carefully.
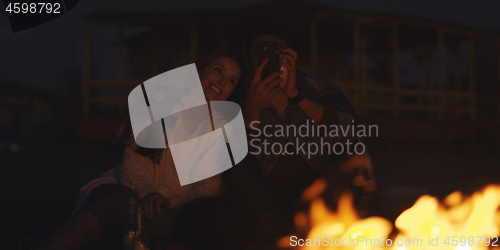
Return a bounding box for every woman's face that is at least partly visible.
[199,56,241,101]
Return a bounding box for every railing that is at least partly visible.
[82,78,144,114]
[81,10,499,121]
[335,80,476,119]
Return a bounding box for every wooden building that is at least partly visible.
[81,1,500,121]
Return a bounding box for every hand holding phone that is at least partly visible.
[257,41,280,80]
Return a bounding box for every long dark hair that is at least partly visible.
[112,48,245,163]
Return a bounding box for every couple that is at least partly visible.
[33,25,358,250]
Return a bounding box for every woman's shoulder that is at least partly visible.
[122,143,139,158]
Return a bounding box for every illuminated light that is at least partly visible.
[445,191,463,206]
[294,212,308,232]
[280,185,500,249]
[455,245,472,250]
[277,235,293,248]
[301,179,327,201]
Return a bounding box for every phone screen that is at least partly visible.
[257,41,280,80]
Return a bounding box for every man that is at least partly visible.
[244,26,357,171]
[222,23,375,246]
[229,23,361,200]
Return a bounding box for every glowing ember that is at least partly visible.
[280,184,500,249]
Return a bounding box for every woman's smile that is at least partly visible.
[199,56,241,101]
[210,84,221,94]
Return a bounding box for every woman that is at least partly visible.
[32,48,244,250]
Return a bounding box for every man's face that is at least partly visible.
[249,34,288,72]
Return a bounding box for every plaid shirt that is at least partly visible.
[248,70,364,177]
[296,69,355,116]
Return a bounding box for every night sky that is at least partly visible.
[1,0,499,94]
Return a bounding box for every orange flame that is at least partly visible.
[280,184,500,249]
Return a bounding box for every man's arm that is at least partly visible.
[279,48,339,124]
[288,89,341,124]
[243,59,283,128]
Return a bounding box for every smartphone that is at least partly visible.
[257,41,280,80]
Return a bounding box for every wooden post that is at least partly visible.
[417,58,424,90]
[437,29,445,90]
[360,37,367,86]
[469,36,476,120]
[454,41,462,115]
[150,28,159,77]
[427,48,434,90]
[353,20,364,114]
[417,58,424,106]
[455,45,462,92]
[117,24,126,114]
[497,40,500,121]
[392,23,401,118]
[190,20,199,63]
[309,18,319,76]
[360,33,368,116]
[118,24,125,79]
[353,20,361,85]
[437,29,445,119]
[83,20,91,114]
